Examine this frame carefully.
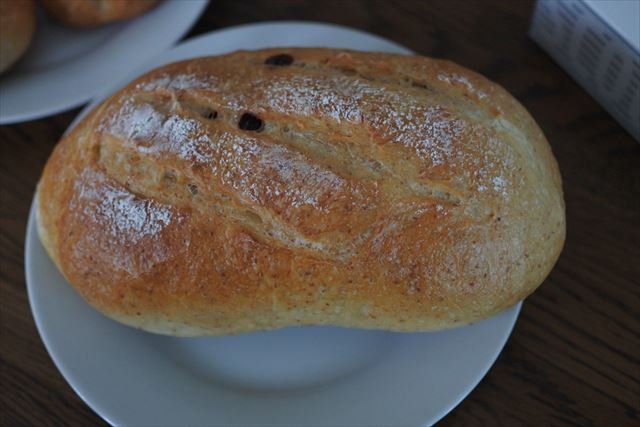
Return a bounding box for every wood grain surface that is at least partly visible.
[1,1,638,426]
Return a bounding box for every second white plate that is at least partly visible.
[0,0,208,124]
[26,22,521,427]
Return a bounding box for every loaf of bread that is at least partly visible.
[37,48,565,336]
[41,0,158,28]
[0,0,35,74]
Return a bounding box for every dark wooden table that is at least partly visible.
[2,1,638,426]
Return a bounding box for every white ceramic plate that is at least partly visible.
[25,22,521,427]
[0,0,208,124]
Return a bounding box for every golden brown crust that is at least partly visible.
[37,48,565,336]
[0,0,36,74]
[40,0,158,28]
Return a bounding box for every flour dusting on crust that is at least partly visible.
[75,169,175,244]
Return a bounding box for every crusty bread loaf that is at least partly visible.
[41,0,158,28]
[0,0,36,74]
[36,48,565,336]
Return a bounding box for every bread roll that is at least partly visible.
[41,0,158,28]
[0,0,36,74]
[37,48,565,336]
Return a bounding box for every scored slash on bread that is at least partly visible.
[36,48,565,336]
